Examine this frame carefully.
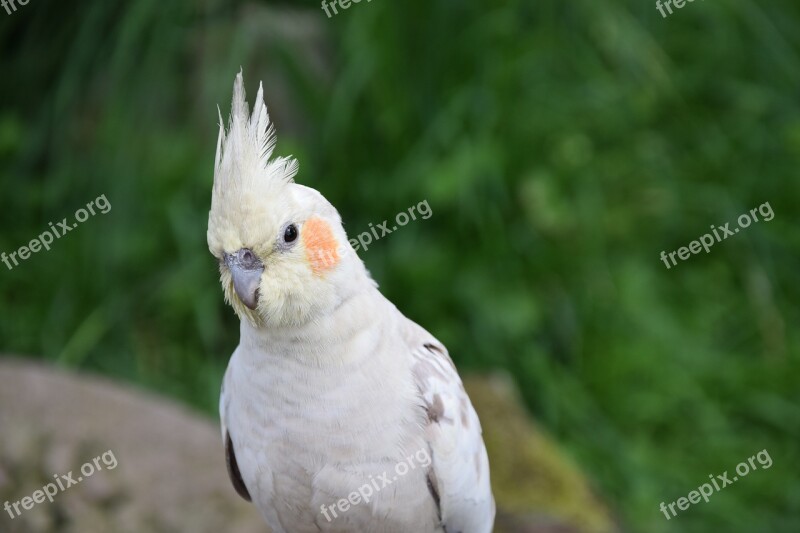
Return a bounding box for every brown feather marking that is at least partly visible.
[426,463,442,524]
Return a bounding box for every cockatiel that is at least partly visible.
[208,72,495,533]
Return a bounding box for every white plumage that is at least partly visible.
[209,72,495,533]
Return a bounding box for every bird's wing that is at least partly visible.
[220,365,252,502]
[406,322,496,533]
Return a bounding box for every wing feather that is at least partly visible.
[407,325,495,533]
[220,368,252,502]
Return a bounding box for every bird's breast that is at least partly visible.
[224,343,436,532]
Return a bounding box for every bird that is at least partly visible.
[208,71,495,533]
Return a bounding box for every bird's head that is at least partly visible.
[207,72,359,327]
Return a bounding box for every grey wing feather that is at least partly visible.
[407,323,495,533]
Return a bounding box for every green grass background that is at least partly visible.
[1,0,799,531]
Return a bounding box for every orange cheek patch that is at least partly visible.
[303,216,340,274]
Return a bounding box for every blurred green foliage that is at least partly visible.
[1,0,799,531]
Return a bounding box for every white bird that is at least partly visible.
[208,72,495,533]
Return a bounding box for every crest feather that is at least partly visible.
[213,71,298,192]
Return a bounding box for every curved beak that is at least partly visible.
[225,250,264,310]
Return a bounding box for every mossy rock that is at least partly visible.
[464,374,619,533]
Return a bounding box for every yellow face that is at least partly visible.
[208,72,352,327]
[208,181,346,327]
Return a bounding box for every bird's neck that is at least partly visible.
[239,276,392,366]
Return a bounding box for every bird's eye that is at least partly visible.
[283,224,298,244]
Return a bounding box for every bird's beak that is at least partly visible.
[225,249,265,310]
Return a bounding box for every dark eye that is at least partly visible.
[283,224,298,243]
